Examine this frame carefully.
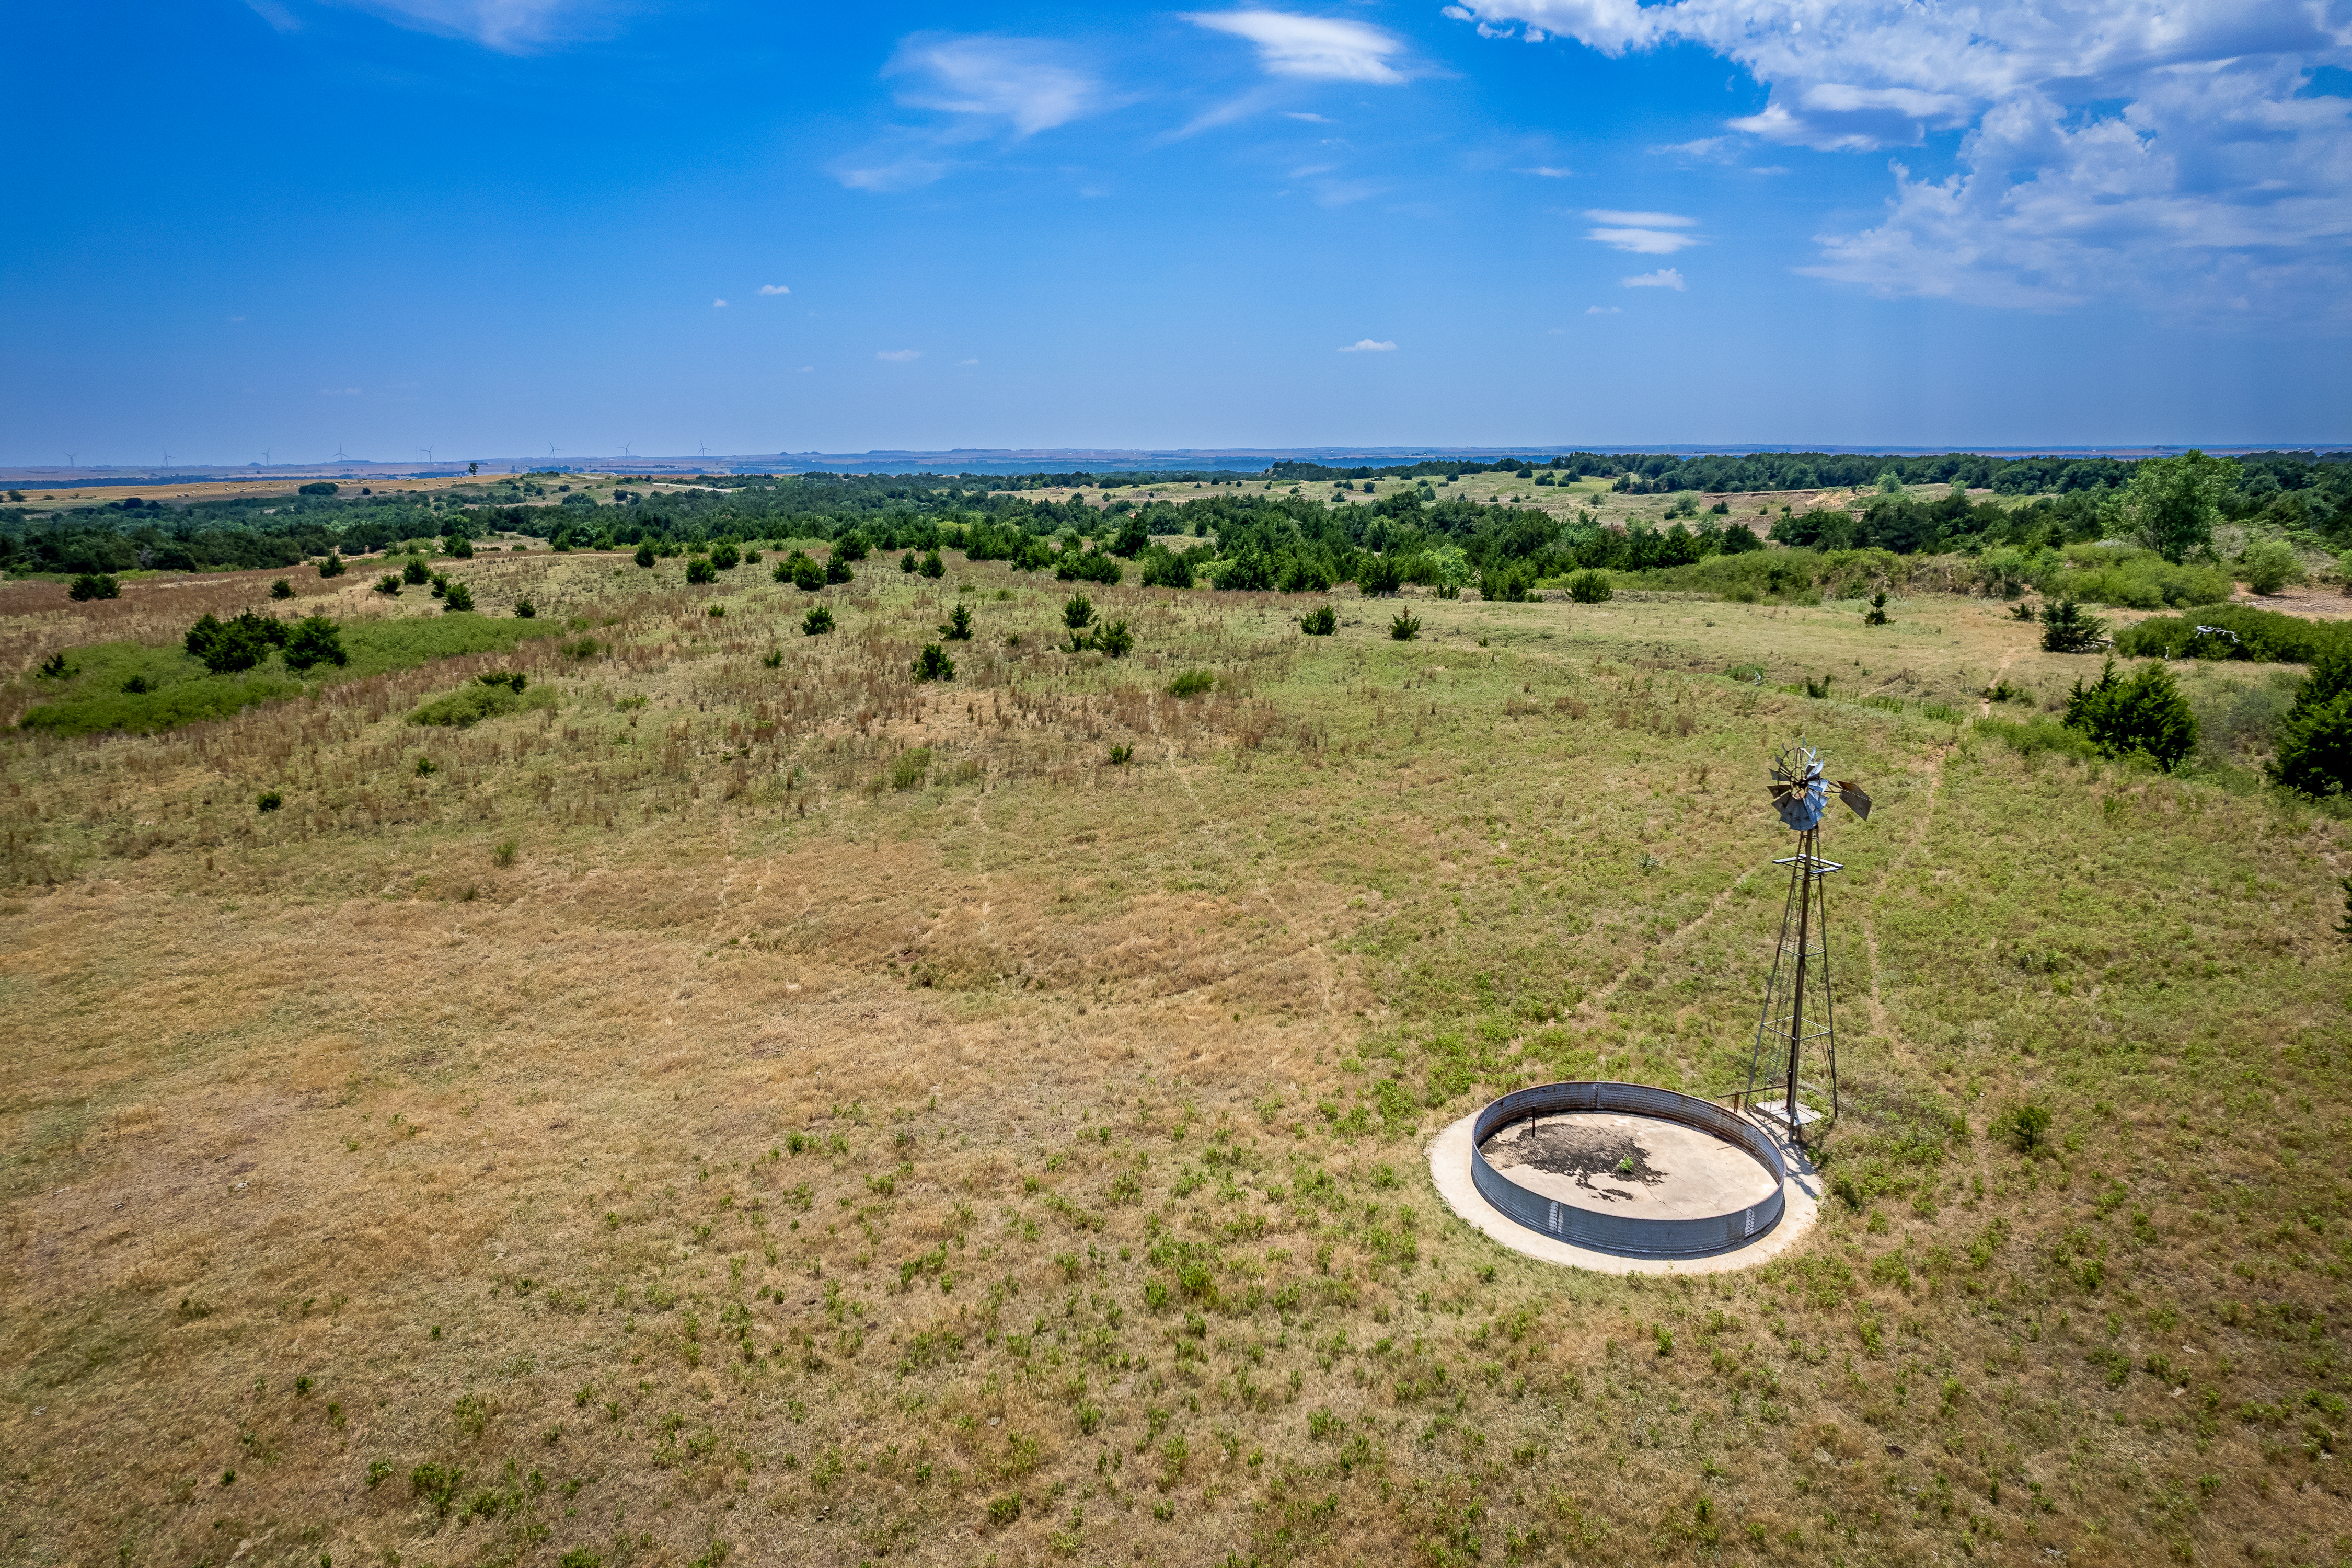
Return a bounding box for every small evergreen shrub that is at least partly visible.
[403,557,433,585]
[941,604,974,641]
[1566,570,1612,603]
[270,579,295,600]
[373,573,402,596]
[802,605,834,636]
[919,550,945,579]
[1300,604,1336,635]
[187,610,287,673]
[2062,658,2197,769]
[282,614,348,673]
[2039,598,2107,653]
[444,535,475,559]
[1062,594,1095,631]
[825,554,854,585]
[900,551,917,573]
[762,648,783,668]
[1092,619,1134,658]
[1992,1102,2053,1155]
[318,552,346,579]
[634,544,656,568]
[514,598,536,619]
[1863,592,1889,625]
[833,532,870,562]
[1389,609,1421,641]
[1168,669,1215,698]
[911,643,955,682]
[256,790,283,813]
[68,573,121,602]
[442,581,476,612]
[1108,745,1133,765]
[686,558,718,585]
[2267,649,2352,798]
[709,541,741,571]
[785,553,825,591]
[1356,554,1404,596]
[37,651,75,678]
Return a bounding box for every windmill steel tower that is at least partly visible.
[1745,745,1871,1149]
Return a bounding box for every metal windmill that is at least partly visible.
[1743,744,1871,1149]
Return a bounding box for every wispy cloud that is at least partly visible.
[758,283,790,296]
[959,358,980,365]
[887,34,1105,136]
[1622,268,1686,290]
[295,0,610,52]
[1517,165,1573,177]
[1188,11,1409,84]
[1583,209,1702,254]
[712,298,729,308]
[1283,111,1335,123]
[1337,338,1397,352]
[834,150,958,193]
[877,349,922,362]
[1585,305,1622,314]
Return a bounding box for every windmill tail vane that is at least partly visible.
[1745,744,1873,1150]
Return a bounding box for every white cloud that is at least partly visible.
[758,284,790,296]
[1187,11,1409,84]
[1622,268,1686,289]
[1447,0,2352,317]
[1585,305,1622,314]
[1517,165,1574,177]
[887,34,1105,136]
[959,358,980,365]
[1650,135,1735,160]
[712,298,729,308]
[1283,111,1335,123]
[298,0,601,51]
[1587,226,1700,253]
[1337,338,1397,352]
[835,152,958,193]
[877,349,922,362]
[1583,209,1697,227]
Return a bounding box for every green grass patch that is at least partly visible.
[407,679,557,728]
[16,613,563,735]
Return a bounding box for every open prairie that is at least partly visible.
[4,552,2348,1568]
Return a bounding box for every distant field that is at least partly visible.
[2,551,2347,1568]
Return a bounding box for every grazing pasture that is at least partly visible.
[2,550,2346,1568]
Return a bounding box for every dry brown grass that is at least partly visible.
[3,561,2348,1568]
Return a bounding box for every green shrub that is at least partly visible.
[37,651,74,679]
[1062,594,1095,631]
[2238,538,2306,596]
[67,572,120,602]
[281,614,348,674]
[299,481,338,496]
[317,552,345,579]
[374,573,402,596]
[121,674,152,694]
[919,550,945,579]
[825,554,855,585]
[1168,669,1215,698]
[900,551,917,573]
[2114,604,2352,664]
[514,597,536,619]
[269,579,294,601]
[1389,609,1421,641]
[256,790,283,813]
[442,581,476,613]
[444,535,475,559]
[408,679,550,728]
[686,558,717,585]
[1992,1102,2053,1155]
[1566,570,1612,603]
[2062,658,2198,769]
[781,552,824,591]
[403,557,433,585]
[2039,598,2107,653]
[187,610,286,674]
[833,532,870,562]
[1093,619,1134,658]
[888,748,932,790]
[1300,604,1336,636]
[940,604,973,641]
[1356,553,1405,596]
[634,544,656,568]
[709,541,741,571]
[912,643,955,683]
[2268,649,2352,798]
[802,605,834,636]
[1863,592,1889,625]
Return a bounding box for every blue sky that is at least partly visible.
[4,0,2348,465]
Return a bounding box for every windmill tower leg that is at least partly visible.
[1747,826,1841,1151]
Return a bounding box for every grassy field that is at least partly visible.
[3,552,2348,1568]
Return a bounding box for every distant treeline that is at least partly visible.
[6,452,2348,592]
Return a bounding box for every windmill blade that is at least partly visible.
[1834,781,1872,820]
